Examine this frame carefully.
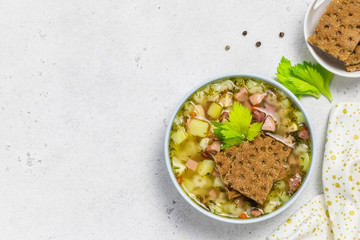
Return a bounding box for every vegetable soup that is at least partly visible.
[169,77,311,219]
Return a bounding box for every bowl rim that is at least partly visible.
[303,0,360,78]
[164,73,316,224]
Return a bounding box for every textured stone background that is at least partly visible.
[0,0,358,239]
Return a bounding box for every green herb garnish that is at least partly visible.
[276,57,333,102]
[212,102,262,150]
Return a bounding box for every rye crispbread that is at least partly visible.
[307,0,360,62]
[224,134,291,205]
[346,63,360,71]
[214,146,239,185]
[345,43,360,66]
[275,166,288,181]
[226,188,242,199]
[214,138,289,200]
[213,146,242,199]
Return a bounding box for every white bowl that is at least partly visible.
[164,74,316,224]
[304,0,360,78]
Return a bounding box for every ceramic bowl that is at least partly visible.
[164,73,316,223]
[304,0,360,78]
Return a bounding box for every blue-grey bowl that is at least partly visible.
[164,73,316,224]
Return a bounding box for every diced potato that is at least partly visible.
[228,203,242,216]
[207,102,223,119]
[192,174,212,188]
[220,93,233,107]
[263,201,278,214]
[197,160,215,176]
[222,202,240,215]
[274,180,286,190]
[264,198,281,214]
[294,111,306,123]
[213,177,225,188]
[188,119,210,137]
[172,157,186,176]
[182,178,195,192]
[279,191,290,202]
[171,127,187,145]
[222,202,232,213]
[300,153,310,171]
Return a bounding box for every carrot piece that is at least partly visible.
[240,213,247,219]
[190,111,196,118]
[177,177,183,184]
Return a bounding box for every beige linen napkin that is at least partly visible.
[268,102,360,239]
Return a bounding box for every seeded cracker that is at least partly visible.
[307,0,360,62]
[213,146,242,199]
[224,134,291,205]
[346,63,360,72]
[275,167,288,181]
[345,44,360,67]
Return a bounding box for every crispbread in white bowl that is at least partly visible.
[304,0,360,78]
[164,74,316,223]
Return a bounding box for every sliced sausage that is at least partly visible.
[209,189,218,200]
[234,196,245,207]
[298,125,310,140]
[212,170,220,177]
[289,173,302,193]
[220,112,229,122]
[201,151,212,159]
[234,88,248,102]
[185,159,198,171]
[251,209,262,217]
[261,116,276,132]
[241,100,252,109]
[252,110,266,123]
[206,141,221,155]
[249,93,266,105]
